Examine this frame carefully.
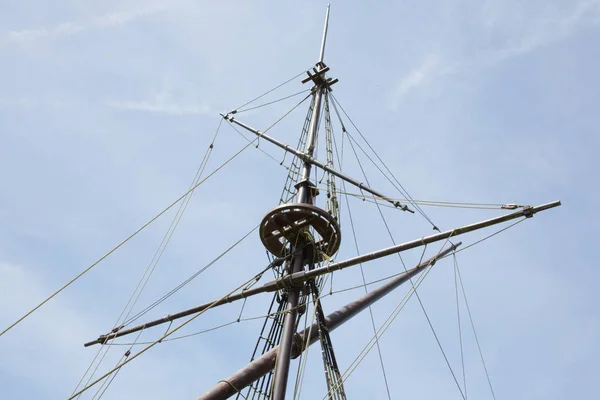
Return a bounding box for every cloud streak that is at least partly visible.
[0,97,70,109]
[108,100,210,115]
[393,55,440,98]
[5,5,166,43]
[108,73,211,115]
[390,0,600,102]
[483,0,600,64]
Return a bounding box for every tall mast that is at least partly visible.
[75,5,562,399]
[271,5,331,399]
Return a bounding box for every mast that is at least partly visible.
[271,5,331,399]
[197,244,460,400]
[73,6,563,400]
[85,200,561,347]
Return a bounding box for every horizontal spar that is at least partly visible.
[85,200,560,346]
[84,257,287,347]
[261,201,561,291]
[197,244,459,400]
[222,114,414,212]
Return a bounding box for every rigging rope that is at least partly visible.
[236,89,311,114]
[330,94,440,231]
[232,69,310,112]
[3,88,311,341]
[341,188,393,399]
[292,277,323,400]
[68,261,277,399]
[454,218,526,255]
[104,249,506,347]
[314,218,523,398]
[103,287,326,347]
[317,188,517,210]
[228,92,313,400]
[121,223,260,327]
[342,125,466,398]
[97,218,516,351]
[70,120,241,397]
[91,327,145,400]
[72,344,110,399]
[323,93,340,222]
[115,119,223,329]
[326,91,516,398]
[84,120,228,400]
[345,196,506,210]
[323,240,463,399]
[0,125,255,339]
[455,254,467,398]
[454,254,498,400]
[279,95,314,205]
[326,91,392,399]
[331,92,514,399]
[92,218,278,398]
[228,121,290,170]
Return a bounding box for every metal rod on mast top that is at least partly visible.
[271,6,331,400]
[319,4,331,63]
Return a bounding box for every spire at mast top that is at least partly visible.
[318,4,331,63]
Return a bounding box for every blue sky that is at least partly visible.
[0,1,598,399]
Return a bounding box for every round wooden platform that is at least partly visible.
[259,203,341,261]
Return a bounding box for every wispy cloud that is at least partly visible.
[483,0,600,64]
[0,97,35,107]
[393,55,440,98]
[5,5,166,43]
[108,74,211,115]
[388,55,459,109]
[108,100,210,115]
[0,97,70,110]
[390,0,600,103]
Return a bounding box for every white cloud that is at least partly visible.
[108,100,210,115]
[390,0,600,103]
[394,55,440,97]
[108,74,211,115]
[0,97,71,110]
[388,55,455,108]
[5,5,166,43]
[484,0,600,64]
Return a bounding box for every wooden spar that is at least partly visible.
[220,114,414,213]
[85,200,560,347]
[197,243,460,400]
